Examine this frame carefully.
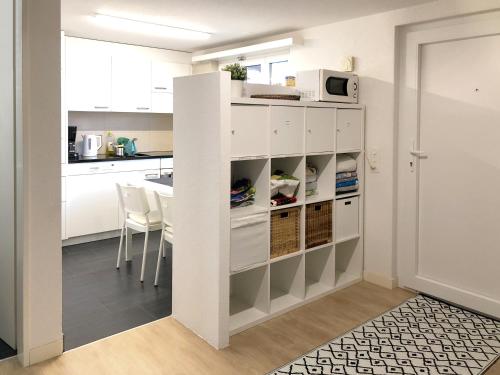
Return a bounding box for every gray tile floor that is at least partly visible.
[63,230,171,351]
[0,338,16,361]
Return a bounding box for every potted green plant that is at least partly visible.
[222,63,247,97]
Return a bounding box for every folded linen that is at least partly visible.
[336,171,357,180]
[271,170,300,199]
[306,165,317,183]
[336,179,358,188]
[336,155,357,173]
[336,182,359,193]
[336,176,358,184]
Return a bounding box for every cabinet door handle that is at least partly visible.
[273,129,278,134]
[154,87,167,90]
[94,106,109,109]
[231,130,235,135]
[136,107,150,110]
[307,129,312,133]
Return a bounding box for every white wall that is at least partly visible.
[195,0,500,287]
[19,0,63,365]
[68,112,174,154]
[0,0,16,349]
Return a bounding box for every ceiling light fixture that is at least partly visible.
[92,13,211,40]
[192,37,300,62]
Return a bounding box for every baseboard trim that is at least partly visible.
[364,271,398,290]
[27,337,63,366]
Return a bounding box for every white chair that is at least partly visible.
[116,183,162,282]
[154,191,174,286]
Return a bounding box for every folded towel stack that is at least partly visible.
[231,178,256,208]
[336,155,359,194]
[306,165,318,197]
[271,170,299,207]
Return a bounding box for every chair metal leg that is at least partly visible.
[116,223,125,269]
[126,227,133,261]
[162,235,166,258]
[140,228,149,282]
[154,227,165,286]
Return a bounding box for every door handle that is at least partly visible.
[410,150,427,158]
[410,140,428,158]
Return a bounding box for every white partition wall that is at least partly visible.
[173,72,231,348]
[173,72,365,348]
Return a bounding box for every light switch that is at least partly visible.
[367,148,379,172]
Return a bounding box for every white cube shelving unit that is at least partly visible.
[173,72,365,349]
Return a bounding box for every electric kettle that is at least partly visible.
[81,134,102,157]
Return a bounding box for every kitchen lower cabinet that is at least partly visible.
[66,173,121,238]
[64,164,165,239]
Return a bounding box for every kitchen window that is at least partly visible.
[220,54,291,85]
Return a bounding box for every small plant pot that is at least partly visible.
[231,80,244,97]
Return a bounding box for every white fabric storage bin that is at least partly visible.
[230,213,268,272]
[335,196,359,242]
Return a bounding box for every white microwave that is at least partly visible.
[296,69,358,103]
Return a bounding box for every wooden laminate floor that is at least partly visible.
[1,282,498,375]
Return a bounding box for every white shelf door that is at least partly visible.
[66,173,121,238]
[66,37,112,111]
[231,105,269,158]
[112,56,152,113]
[305,107,335,153]
[270,106,304,156]
[336,109,362,152]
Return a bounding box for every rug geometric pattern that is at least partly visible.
[269,295,500,375]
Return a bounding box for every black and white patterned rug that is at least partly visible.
[269,295,500,375]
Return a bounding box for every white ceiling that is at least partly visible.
[62,0,435,52]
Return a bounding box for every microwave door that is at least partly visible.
[325,76,349,97]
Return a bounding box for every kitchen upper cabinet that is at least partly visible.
[152,92,173,114]
[66,37,112,111]
[65,37,191,113]
[151,61,191,113]
[112,56,152,112]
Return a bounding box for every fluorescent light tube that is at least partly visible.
[192,37,299,62]
[93,13,211,40]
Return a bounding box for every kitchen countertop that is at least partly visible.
[69,151,173,164]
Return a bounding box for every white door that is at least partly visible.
[0,0,16,348]
[398,21,500,318]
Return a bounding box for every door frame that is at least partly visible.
[396,13,500,317]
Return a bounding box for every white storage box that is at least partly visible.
[336,109,362,152]
[335,196,359,242]
[230,213,269,272]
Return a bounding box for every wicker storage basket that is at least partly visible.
[305,201,333,249]
[270,207,301,259]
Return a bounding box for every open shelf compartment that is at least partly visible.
[335,239,363,289]
[270,255,304,313]
[271,156,305,206]
[230,265,269,332]
[306,154,335,202]
[305,245,335,298]
[231,158,270,217]
[335,152,362,198]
